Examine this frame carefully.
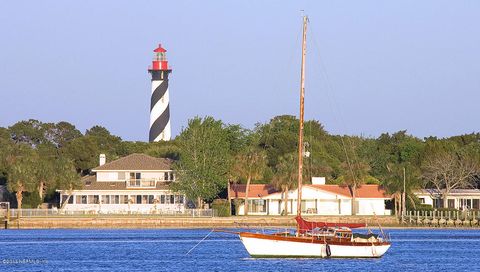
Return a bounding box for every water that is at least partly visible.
[1,228,480,271]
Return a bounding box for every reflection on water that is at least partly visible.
[0,229,479,271]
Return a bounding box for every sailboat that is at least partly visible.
[237,16,391,258]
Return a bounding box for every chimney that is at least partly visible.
[99,154,106,166]
[311,177,326,185]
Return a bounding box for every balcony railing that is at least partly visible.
[126,179,157,188]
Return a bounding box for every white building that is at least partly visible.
[415,189,480,210]
[229,178,392,216]
[57,153,186,214]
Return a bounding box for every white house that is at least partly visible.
[414,189,480,210]
[57,153,186,214]
[229,178,392,216]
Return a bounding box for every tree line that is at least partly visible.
[1,117,479,214]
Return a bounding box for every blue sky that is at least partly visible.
[1,1,479,141]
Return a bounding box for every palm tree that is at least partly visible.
[56,157,82,210]
[383,163,421,216]
[231,147,267,215]
[339,160,370,215]
[5,145,38,210]
[272,153,297,216]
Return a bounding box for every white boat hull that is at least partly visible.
[239,233,390,258]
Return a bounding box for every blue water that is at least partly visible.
[1,228,480,272]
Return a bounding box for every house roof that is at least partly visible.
[416,188,480,196]
[307,185,352,198]
[93,153,173,171]
[228,183,390,199]
[306,184,389,198]
[229,184,278,199]
[354,185,390,198]
[65,175,171,191]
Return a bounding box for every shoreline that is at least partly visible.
[2,215,479,230]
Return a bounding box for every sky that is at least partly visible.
[1,1,479,141]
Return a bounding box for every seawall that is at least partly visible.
[4,216,399,229]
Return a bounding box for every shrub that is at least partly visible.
[22,191,42,208]
[212,199,231,217]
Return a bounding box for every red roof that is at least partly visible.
[229,183,390,199]
[307,184,352,197]
[355,185,390,198]
[229,184,278,199]
[309,184,390,198]
[153,44,167,53]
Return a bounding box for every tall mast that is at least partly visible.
[296,15,308,228]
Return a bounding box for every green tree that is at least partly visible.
[55,157,82,209]
[85,125,123,159]
[230,139,267,215]
[257,115,299,168]
[272,153,297,216]
[382,163,421,216]
[9,119,46,146]
[62,136,99,173]
[33,142,64,202]
[5,145,38,209]
[44,121,82,148]
[172,116,232,207]
[338,159,371,215]
[143,140,180,160]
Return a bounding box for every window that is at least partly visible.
[130,172,141,180]
[170,195,175,204]
[103,195,110,204]
[473,199,480,209]
[160,195,166,204]
[142,195,148,204]
[110,195,120,204]
[164,172,169,181]
[136,195,142,204]
[88,195,95,204]
[248,199,267,213]
[148,195,154,204]
[81,195,87,204]
[177,195,184,204]
[419,198,425,204]
[121,195,129,204]
[433,198,443,208]
[448,199,455,209]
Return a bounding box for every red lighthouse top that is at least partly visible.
[153,44,167,53]
[150,43,170,71]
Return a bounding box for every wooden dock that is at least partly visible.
[403,210,480,227]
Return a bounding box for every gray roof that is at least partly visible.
[416,188,480,196]
[78,175,171,191]
[93,153,173,171]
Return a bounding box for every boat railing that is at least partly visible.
[233,221,294,236]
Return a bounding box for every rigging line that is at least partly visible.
[185,229,214,255]
[268,18,302,119]
[308,24,361,184]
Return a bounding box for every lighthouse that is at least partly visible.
[148,44,172,142]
